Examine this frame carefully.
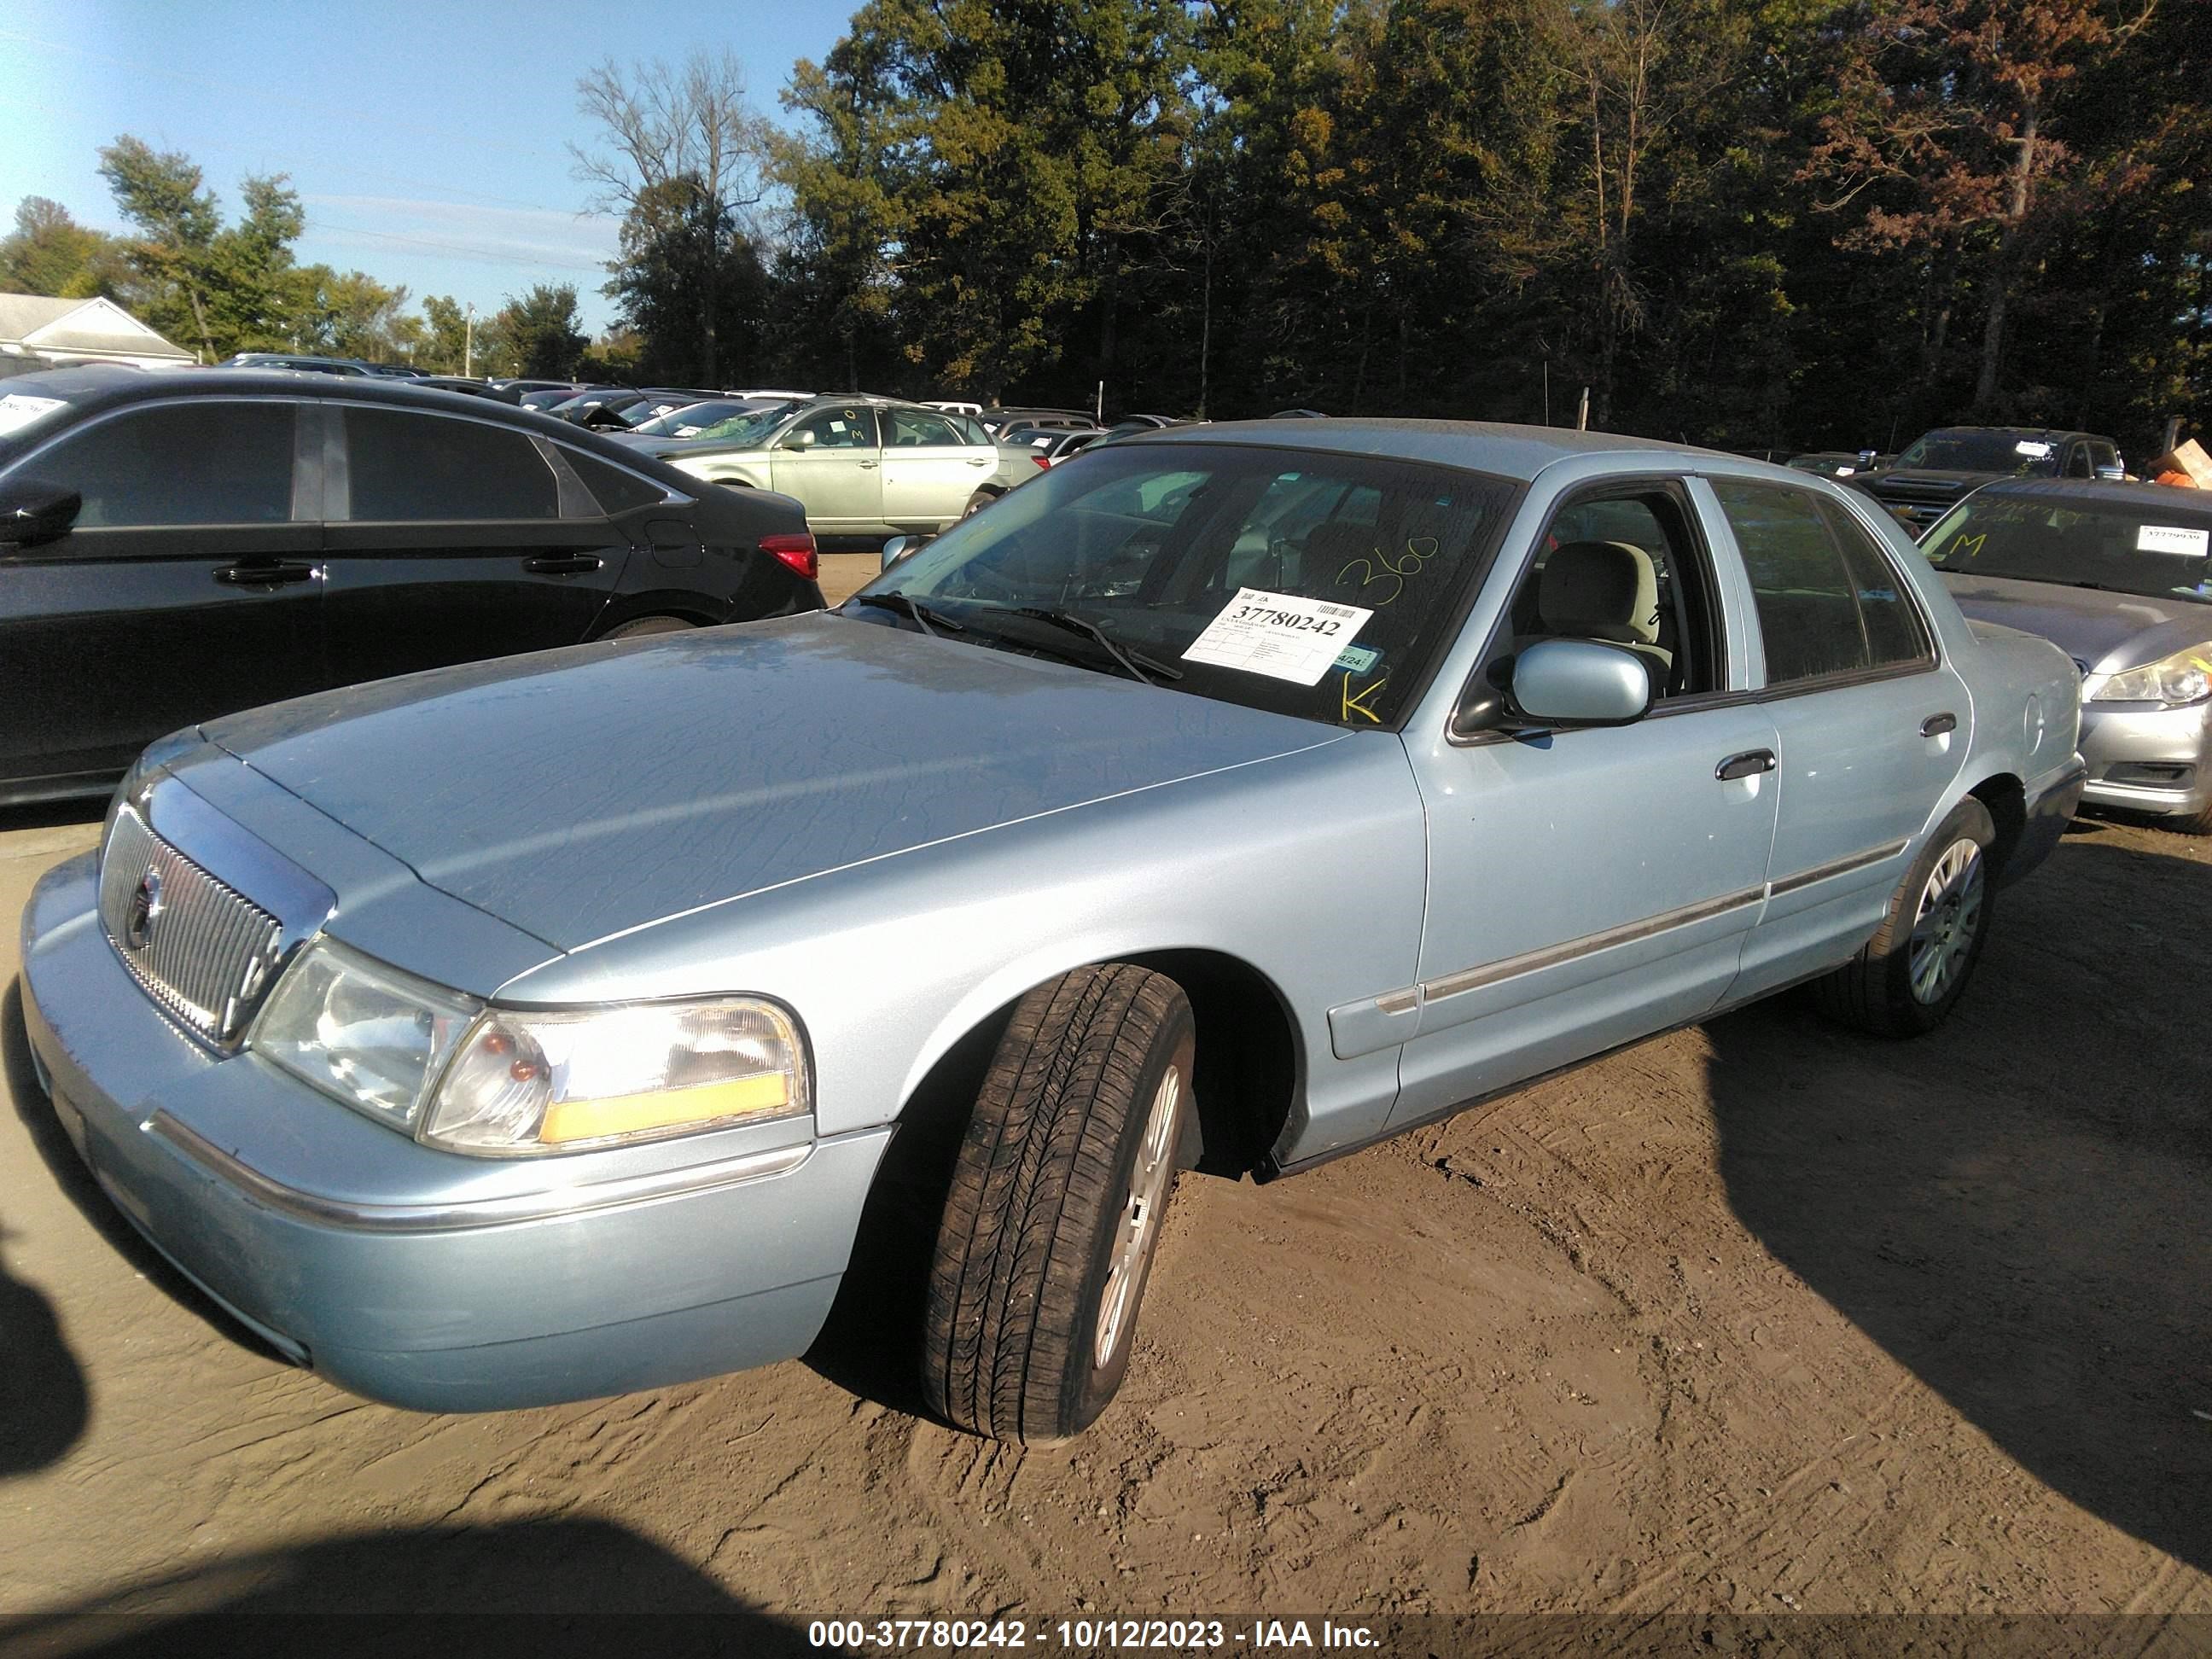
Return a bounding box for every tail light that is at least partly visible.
[1032,455,1051,469]
[760,532,818,581]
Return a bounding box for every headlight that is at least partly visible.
[2087,643,2212,707]
[419,997,808,1155]
[250,939,482,1132]
[247,939,809,1155]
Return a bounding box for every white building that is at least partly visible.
[0,294,196,376]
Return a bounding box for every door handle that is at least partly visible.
[966,457,992,466]
[858,459,879,469]
[1715,748,1777,782]
[523,554,603,574]
[212,559,317,586]
[1921,712,1958,737]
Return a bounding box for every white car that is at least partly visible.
[651,397,1001,540]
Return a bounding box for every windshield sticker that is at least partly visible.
[2014,440,2053,458]
[1334,643,1382,674]
[2138,524,2209,556]
[0,393,66,438]
[1183,587,1374,685]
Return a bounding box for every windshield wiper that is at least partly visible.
[847,591,966,637]
[1005,607,1185,684]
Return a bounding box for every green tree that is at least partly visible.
[97,136,222,358]
[487,283,590,379]
[0,197,130,299]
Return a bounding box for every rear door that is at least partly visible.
[880,406,996,528]
[0,397,324,790]
[320,403,632,684]
[1702,476,1970,998]
[767,405,883,532]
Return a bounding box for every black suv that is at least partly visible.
[1847,426,2125,533]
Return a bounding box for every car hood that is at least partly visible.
[1941,571,2212,672]
[201,614,1347,952]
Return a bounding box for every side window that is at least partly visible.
[28,402,294,529]
[887,409,963,448]
[1711,480,1929,686]
[1817,499,1932,669]
[1497,489,1720,699]
[790,407,877,450]
[2066,443,2094,480]
[345,409,558,521]
[2089,441,2120,474]
[560,447,666,515]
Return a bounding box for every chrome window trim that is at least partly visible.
[146,1110,814,1234]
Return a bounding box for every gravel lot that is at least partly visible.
[1,681,2206,1637]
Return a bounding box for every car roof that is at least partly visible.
[1971,478,2212,521]
[0,364,708,492]
[1144,416,1737,484]
[1916,423,2115,443]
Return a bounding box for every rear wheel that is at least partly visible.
[963,489,997,519]
[2172,801,2212,837]
[1813,798,1996,1036]
[923,964,1194,1442]
[602,614,696,640]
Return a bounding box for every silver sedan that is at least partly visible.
[1928,478,2212,833]
[21,421,2081,1442]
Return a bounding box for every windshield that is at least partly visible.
[678,405,791,447]
[1924,494,2212,603]
[626,399,756,437]
[855,440,1517,728]
[1897,431,2062,476]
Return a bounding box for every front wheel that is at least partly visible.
[1812,798,1996,1036]
[923,964,1195,1442]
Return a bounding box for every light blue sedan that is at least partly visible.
[20,420,2085,1442]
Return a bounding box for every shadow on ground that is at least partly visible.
[0,1517,816,1656]
[1707,824,2212,1574]
[2,981,288,1369]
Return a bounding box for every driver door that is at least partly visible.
[1388,480,1781,1129]
[768,405,884,533]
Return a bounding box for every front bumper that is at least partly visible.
[20,851,890,1413]
[2077,701,2212,819]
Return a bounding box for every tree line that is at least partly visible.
[8,0,2206,457]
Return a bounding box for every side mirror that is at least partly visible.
[0,482,82,547]
[1504,638,1653,729]
[782,428,817,451]
[880,533,930,573]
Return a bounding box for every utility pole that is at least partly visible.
[464,303,475,378]
[1576,386,1590,432]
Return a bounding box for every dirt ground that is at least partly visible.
[2,752,2208,1637]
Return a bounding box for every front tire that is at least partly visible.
[1813,798,1996,1036]
[923,964,1195,1442]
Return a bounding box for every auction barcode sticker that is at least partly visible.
[2138,524,2210,556]
[1182,587,1375,684]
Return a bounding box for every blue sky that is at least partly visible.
[0,0,858,334]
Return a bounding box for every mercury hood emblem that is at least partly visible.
[124,868,164,951]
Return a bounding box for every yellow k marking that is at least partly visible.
[1342,673,1388,724]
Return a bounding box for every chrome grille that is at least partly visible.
[100,807,284,1051]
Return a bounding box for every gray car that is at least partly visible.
[1925,478,2212,832]
[20,421,2082,1443]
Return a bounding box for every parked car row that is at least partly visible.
[15,411,2086,1446]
